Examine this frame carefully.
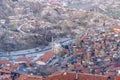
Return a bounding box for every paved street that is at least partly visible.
[0,38,75,60]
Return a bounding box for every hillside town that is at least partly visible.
[0,0,118,51]
[0,0,120,80]
[0,24,120,80]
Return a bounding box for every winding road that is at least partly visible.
[0,38,74,60]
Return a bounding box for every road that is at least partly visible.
[0,38,75,60]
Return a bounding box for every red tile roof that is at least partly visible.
[45,72,109,80]
[113,25,120,29]
[77,73,109,80]
[37,51,55,63]
[18,74,43,80]
[0,59,10,65]
[0,75,12,80]
[45,72,76,80]
[16,57,32,62]
[11,63,19,70]
[15,57,33,67]
[0,69,11,74]
[76,48,84,54]
[114,76,120,80]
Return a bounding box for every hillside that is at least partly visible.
[0,0,116,52]
[67,0,120,19]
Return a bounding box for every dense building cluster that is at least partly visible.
[0,25,120,80]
